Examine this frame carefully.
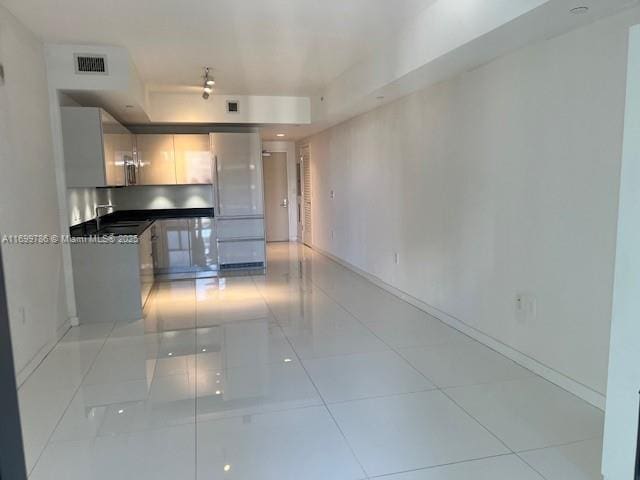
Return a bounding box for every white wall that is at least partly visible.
[262,141,298,241]
[602,24,640,480]
[306,9,638,406]
[0,7,70,379]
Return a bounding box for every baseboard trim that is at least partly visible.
[16,318,71,388]
[311,244,606,411]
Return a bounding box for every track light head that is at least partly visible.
[202,66,214,100]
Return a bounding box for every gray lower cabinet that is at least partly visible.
[190,217,217,269]
[151,219,190,273]
[218,238,265,267]
[215,217,265,269]
[151,217,217,276]
[71,234,154,324]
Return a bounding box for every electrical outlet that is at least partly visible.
[331,230,335,240]
[19,306,26,324]
[515,293,537,322]
[330,190,335,199]
[393,252,400,265]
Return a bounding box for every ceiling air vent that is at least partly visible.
[227,100,239,113]
[74,54,108,74]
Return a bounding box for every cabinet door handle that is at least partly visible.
[214,154,222,214]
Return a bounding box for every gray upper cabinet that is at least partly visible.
[136,134,177,185]
[211,132,263,217]
[135,134,212,186]
[61,107,132,187]
[174,134,213,185]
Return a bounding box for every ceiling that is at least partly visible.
[0,0,435,96]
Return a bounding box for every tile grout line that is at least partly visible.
[192,278,198,480]
[250,271,372,480]
[514,434,603,454]
[510,433,605,480]
[367,451,522,479]
[27,320,118,477]
[513,452,550,480]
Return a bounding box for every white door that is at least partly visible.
[263,152,289,242]
[299,144,312,246]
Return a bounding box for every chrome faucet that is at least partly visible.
[95,204,114,232]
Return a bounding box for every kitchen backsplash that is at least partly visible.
[67,187,113,225]
[68,185,214,226]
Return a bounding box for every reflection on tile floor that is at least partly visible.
[19,243,604,479]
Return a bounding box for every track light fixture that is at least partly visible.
[202,67,215,100]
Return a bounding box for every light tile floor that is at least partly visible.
[18,243,604,479]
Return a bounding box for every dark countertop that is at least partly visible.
[69,208,215,237]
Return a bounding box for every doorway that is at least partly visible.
[263,152,289,242]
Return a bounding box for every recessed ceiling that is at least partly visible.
[0,0,435,96]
